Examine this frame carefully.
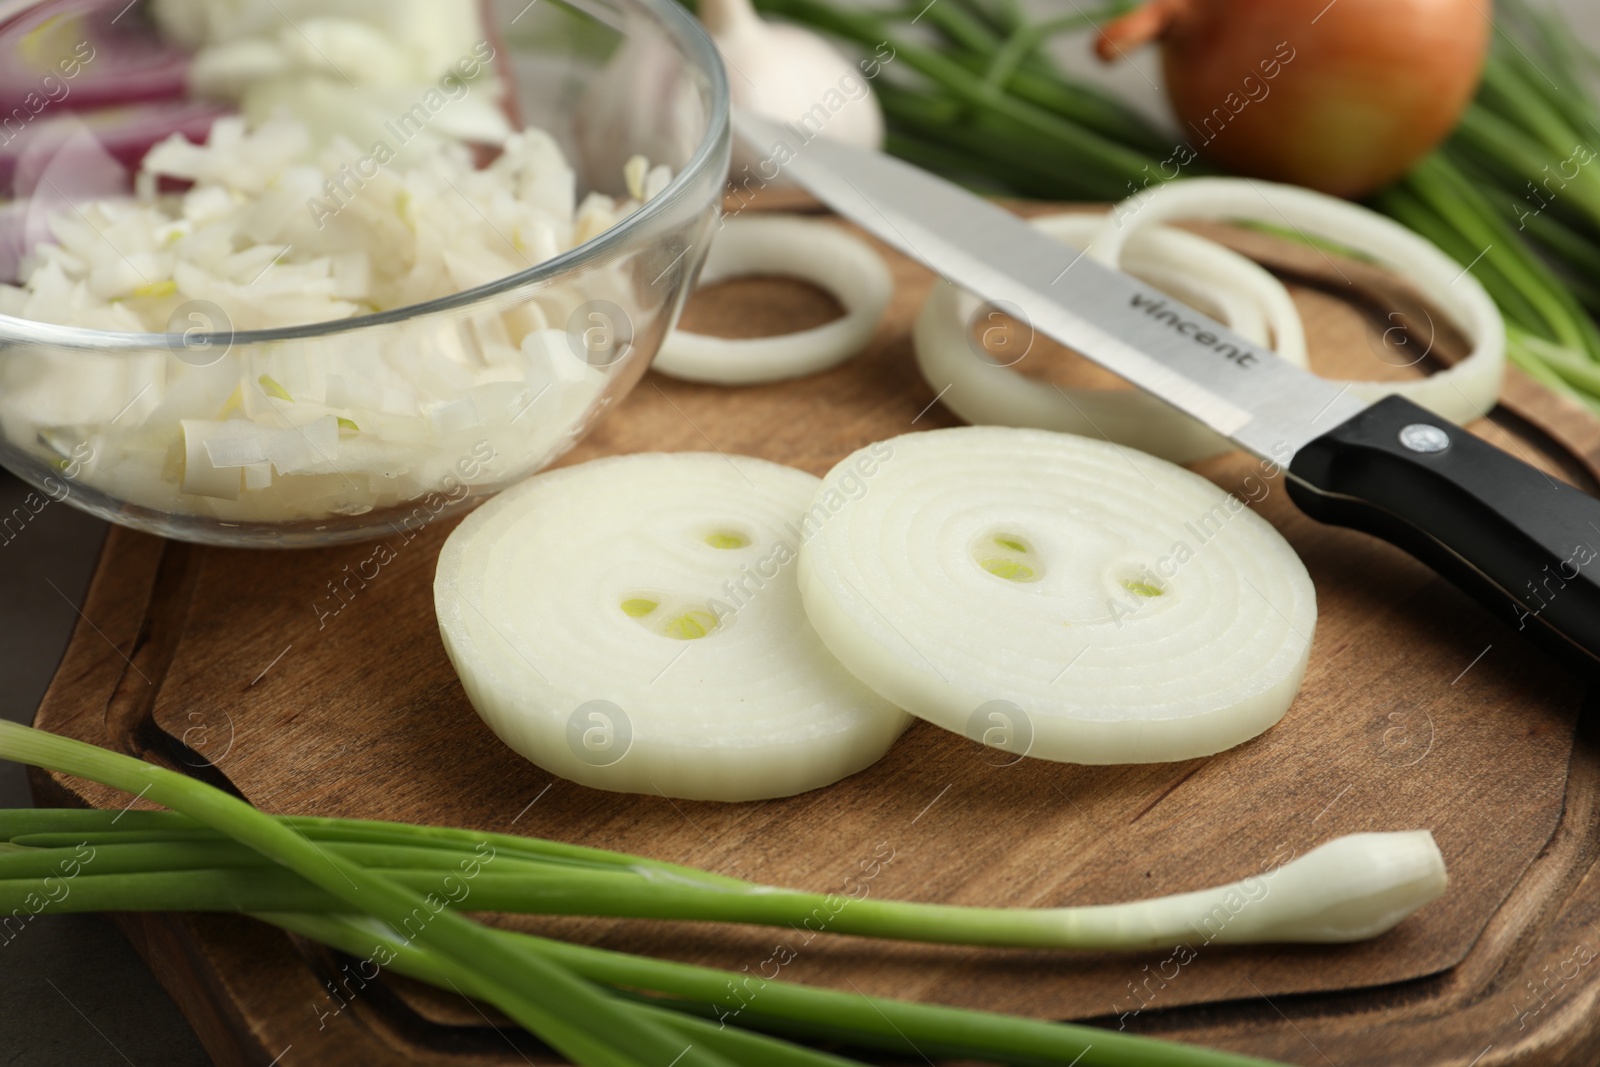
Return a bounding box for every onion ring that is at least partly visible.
[654,214,893,385]
[1089,178,1505,423]
[914,212,1308,463]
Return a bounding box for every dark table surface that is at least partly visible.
[0,469,209,1066]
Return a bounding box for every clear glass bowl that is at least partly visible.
[0,0,729,546]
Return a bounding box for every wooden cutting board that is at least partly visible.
[29,196,1600,1067]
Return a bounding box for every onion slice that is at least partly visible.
[914,212,1308,464]
[654,215,892,384]
[434,451,910,801]
[797,426,1316,765]
[1088,178,1506,423]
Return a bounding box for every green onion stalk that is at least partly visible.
[0,719,1295,1066]
[266,911,1284,1067]
[740,0,1600,411]
[0,813,1431,953]
[0,722,735,1067]
[1426,0,1600,407]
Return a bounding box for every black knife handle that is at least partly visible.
[1287,394,1600,677]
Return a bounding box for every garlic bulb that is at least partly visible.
[700,0,885,175]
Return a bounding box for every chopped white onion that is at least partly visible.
[154,0,504,163]
[653,215,892,384]
[1088,178,1506,424]
[434,452,910,801]
[914,212,1308,464]
[0,109,662,524]
[181,419,243,499]
[798,426,1316,765]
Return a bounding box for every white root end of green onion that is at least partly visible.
[797,426,1316,764]
[654,216,893,385]
[1086,178,1506,425]
[433,452,909,801]
[1044,831,1447,948]
[913,212,1310,464]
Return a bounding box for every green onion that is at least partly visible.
[267,912,862,1067]
[0,720,1293,1066]
[268,910,1284,1067]
[0,809,1443,954]
[0,721,734,1067]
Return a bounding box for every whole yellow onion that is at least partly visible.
[1096,0,1493,198]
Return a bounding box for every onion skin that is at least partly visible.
[1096,0,1493,198]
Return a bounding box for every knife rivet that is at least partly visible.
[1398,423,1450,454]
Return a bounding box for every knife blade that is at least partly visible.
[731,112,1368,466]
[733,112,1600,678]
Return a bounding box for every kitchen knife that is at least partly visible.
[732,112,1600,678]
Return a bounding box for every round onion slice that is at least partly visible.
[435,451,909,801]
[914,212,1308,464]
[654,215,892,384]
[797,426,1316,765]
[1089,178,1506,423]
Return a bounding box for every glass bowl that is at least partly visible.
[0,0,729,546]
